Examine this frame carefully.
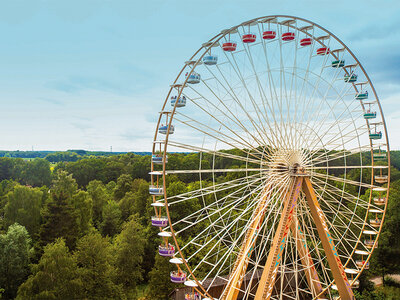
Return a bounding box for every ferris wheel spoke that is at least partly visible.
[310,177,372,232]
[186,182,268,267]
[223,53,278,149]
[173,113,266,159]
[306,100,364,151]
[310,144,370,166]
[304,78,359,149]
[308,123,368,154]
[220,176,292,298]
[173,116,261,157]
[311,176,376,219]
[167,173,262,206]
[309,165,387,170]
[299,72,353,149]
[298,215,335,295]
[239,27,293,152]
[213,53,274,148]
[165,168,263,174]
[309,194,365,268]
[179,177,268,248]
[182,83,276,153]
[296,40,333,140]
[196,68,276,151]
[167,140,263,165]
[310,170,373,189]
[172,175,264,232]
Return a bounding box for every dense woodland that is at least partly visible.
[0,151,399,299]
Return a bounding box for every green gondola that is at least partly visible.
[344,74,357,82]
[363,112,376,119]
[332,60,345,68]
[369,132,382,139]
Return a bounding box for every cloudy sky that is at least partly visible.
[1,0,400,151]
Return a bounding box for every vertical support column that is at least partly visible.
[221,185,273,300]
[302,177,354,300]
[290,216,323,298]
[254,177,303,300]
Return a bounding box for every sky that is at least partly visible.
[1,0,400,152]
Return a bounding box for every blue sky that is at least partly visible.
[1,0,400,151]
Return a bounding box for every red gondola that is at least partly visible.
[282,32,295,41]
[263,30,276,40]
[316,47,329,55]
[242,33,256,43]
[300,38,312,46]
[222,42,237,52]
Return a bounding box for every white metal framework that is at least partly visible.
[151,15,390,300]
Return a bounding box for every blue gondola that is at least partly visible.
[203,55,218,65]
[158,125,174,135]
[186,72,201,84]
[152,154,168,164]
[149,185,163,195]
[170,96,186,107]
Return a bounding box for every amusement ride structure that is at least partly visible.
[150,15,390,300]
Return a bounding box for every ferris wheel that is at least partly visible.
[150,15,390,300]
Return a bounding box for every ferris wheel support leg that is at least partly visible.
[302,177,354,300]
[254,177,303,300]
[221,185,273,300]
[290,215,324,298]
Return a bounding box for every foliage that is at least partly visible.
[39,171,80,249]
[114,217,146,298]
[100,200,122,237]
[4,185,43,237]
[74,232,124,299]
[17,238,83,300]
[0,223,32,299]
[146,254,175,300]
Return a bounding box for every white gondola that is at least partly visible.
[375,175,388,183]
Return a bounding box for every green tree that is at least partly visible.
[75,232,124,299]
[4,185,43,237]
[370,180,400,282]
[100,201,122,237]
[0,223,32,299]
[39,171,79,249]
[131,179,150,221]
[87,180,109,228]
[114,174,133,201]
[119,191,135,221]
[147,254,175,300]
[114,218,146,297]
[72,191,93,236]
[51,170,78,199]
[17,238,83,300]
[24,159,51,187]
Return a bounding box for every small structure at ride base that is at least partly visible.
[150,15,390,300]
